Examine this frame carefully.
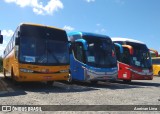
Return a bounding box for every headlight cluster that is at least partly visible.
[20,68,33,73]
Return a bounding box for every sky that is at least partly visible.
[0,0,160,56]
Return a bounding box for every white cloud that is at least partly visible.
[63,25,75,31]
[1,30,14,38]
[5,0,33,7]
[0,47,6,56]
[0,45,5,56]
[85,0,95,3]
[0,30,14,56]
[4,0,64,15]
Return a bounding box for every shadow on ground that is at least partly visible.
[1,76,160,97]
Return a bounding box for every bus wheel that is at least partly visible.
[46,81,54,86]
[158,71,160,77]
[123,80,131,83]
[11,68,19,85]
[90,80,98,84]
[3,69,7,79]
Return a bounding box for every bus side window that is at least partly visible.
[152,59,155,64]
[73,43,85,63]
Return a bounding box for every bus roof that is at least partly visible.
[19,23,65,31]
[67,31,110,41]
[111,37,145,44]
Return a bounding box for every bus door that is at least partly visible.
[118,45,133,80]
[70,39,87,81]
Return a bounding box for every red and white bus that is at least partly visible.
[112,38,153,82]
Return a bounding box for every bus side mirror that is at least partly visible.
[17,31,21,37]
[69,43,72,54]
[15,37,20,45]
[149,49,158,57]
[122,45,134,55]
[0,35,3,44]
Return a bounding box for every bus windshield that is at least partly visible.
[127,42,152,69]
[19,25,69,65]
[84,36,117,68]
[152,58,160,64]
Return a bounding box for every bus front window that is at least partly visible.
[152,58,160,64]
[131,50,152,68]
[20,37,69,65]
[85,37,117,68]
[44,40,69,64]
[19,25,69,65]
[19,37,37,63]
[124,42,152,69]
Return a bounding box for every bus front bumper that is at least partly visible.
[86,71,118,81]
[131,74,153,80]
[14,72,69,82]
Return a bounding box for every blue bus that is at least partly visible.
[68,32,118,83]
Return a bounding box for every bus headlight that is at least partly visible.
[20,68,33,73]
[59,70,69,73]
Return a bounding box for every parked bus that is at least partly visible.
[68,32,118,83]
[3,23,69,85]
[151,57,160,76]
[150,49,160,76]
[112,38,153,82]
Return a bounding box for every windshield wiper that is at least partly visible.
[47,48,60,63]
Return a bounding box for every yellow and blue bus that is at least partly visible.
[3,23,69,85]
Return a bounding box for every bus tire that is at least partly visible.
[123,79,131,83]
[3,68,7,79]
[11,68,19,85]
[47,81,54,86]
[158,71,160,77]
